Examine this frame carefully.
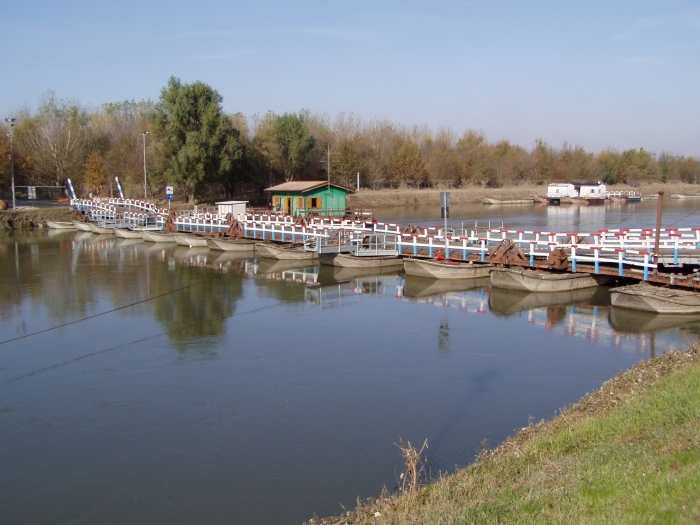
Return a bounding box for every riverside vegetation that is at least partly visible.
[2,78,700,206]
[305,346,700,525]
[0,207,75,229]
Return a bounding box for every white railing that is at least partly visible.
[71,198,700,280]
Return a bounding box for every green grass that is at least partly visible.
[0,207,75,229]
[307,347,700,524]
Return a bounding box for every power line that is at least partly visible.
[0,284,291,388]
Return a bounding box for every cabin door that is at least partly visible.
[284,197,292,214]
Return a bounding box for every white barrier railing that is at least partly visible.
[70,199,700,280]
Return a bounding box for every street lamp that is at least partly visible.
[140,131,149,201]
[5,118,16,210]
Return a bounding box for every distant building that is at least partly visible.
[216,200,248,216]
[546,182,606,203]
[264,181,354,216]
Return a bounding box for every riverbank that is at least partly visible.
[347,182,700,208]
[0,207,75,229]
[305,345,700,524]
[3,181,699,229]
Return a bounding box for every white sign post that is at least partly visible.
[166,186,174,209]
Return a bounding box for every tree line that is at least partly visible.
[2,76,700,204]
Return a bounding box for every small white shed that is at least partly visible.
[579,183,607,199]
[546,183,578,198]
[216,200,248,217]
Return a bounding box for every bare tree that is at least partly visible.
[20,91,89,186]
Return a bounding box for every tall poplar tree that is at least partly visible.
[151,77,243,202]
[265,113,317,182]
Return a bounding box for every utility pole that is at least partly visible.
[140,131,149,200]
[326,143,331,191]
[5,118,16,210]
[322,143,339,191]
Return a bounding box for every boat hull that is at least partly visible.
[481,198,533,205]
[87,223,116,234]
[403,258,493,279]
[141,231,177,243]
[319,252,404,268]
[670,194,700,200]
[114,228,144,239]
[174,234,210,248]
[207,238,258,252]
[490,268,612,292]
[73,221,92,231]
[610,284,700,314]
[560,197,606,205]
[256,258,317,275]
[46,221,77,230]
[256,243,318,260]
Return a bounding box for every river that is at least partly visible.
[1,198,699,524]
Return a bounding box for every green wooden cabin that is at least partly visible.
[265,181,354,216]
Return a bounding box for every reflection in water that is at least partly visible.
[151,261,244,345]
[609,307,700,334]
[251,259,318,304]
[544,202,607,231]
[305,273,400,308]
[317,265,400,285]
[403,275,491,298]
[0,232,249,345]
[438,308,450,355]
[394,281,700,359]
[488,286,606,317]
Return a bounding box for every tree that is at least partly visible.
[618,148,660,185]
[94,100,154,198]
[679,158,700,184]
[150,77,242,202]
[556,143,595,182]
[424,128,458,188]
[596,150,621,184]
[456,130,495,186]
[83,153,107,195]
[530,139,557,181]
[334,140,364,187]
[391,141,427,187]
[363,118,400,189]
[216,121,247,199]
[265,113,317,182]
[19,91,89,186]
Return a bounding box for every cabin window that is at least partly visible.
[307,197,321,209]
[296,197,305,209]
[272,196,281,207]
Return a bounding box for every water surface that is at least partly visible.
[1,200,699,524]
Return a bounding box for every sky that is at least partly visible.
[2,0,700,156]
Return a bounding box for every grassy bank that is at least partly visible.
[0,207,75,229]
[306,346,700,524]
[347,182,700,208]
